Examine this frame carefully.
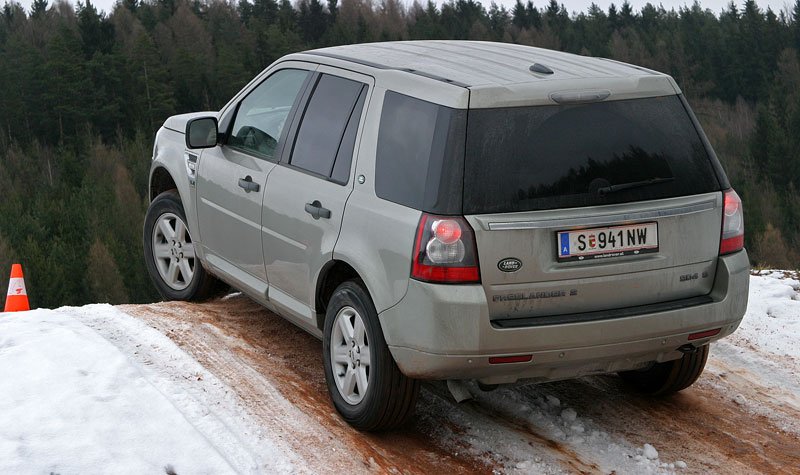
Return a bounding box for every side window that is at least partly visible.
[331,88,367,184]
[228,69,310,160]
[375,91,466,212]
[290,74,366,181]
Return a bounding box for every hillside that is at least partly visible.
[1,272,798,473]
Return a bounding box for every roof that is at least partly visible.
[307,40,664,88]
[300,41,680,109]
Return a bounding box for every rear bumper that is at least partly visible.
[379,251,749,384]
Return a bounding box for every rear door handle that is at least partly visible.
[304,200,331,220]
[238,176,260,193]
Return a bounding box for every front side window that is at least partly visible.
[228,69,310,159]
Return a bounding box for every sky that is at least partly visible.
[12,0,797,20]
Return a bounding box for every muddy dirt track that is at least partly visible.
[121,295,800,474]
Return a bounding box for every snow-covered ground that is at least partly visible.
[707,270,800,434]
[0,272,798,474]
[729,270,800,361]
[0,305,300,474]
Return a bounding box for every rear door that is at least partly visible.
[262,67,371,320]
[462,95,725,324]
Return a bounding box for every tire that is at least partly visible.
[143,190,221,301]
[322,280,420,431]
[618,344,710,396]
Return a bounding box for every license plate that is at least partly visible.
[557,222,658,262]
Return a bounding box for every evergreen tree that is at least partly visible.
[277,0,296,32]
[297,0,328,44]
[87,239,129,304]
[512,0,527,29]
[0,233,17,309]
[30,0,48,18]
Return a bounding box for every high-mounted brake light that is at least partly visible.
[720,189,744,255]
[411,213,481,284]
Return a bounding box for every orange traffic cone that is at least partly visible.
[4,264,30,312]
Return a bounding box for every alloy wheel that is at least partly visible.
[330,305,371,405]
[151,212,196,291]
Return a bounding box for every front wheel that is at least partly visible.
[143,190,221,301]
[322,281,419,431]
[618,344,709,395]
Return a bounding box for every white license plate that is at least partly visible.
[557,222,658,262]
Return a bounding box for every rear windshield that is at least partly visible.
[463,95,722,214]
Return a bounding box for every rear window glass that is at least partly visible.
[330,88,367,184]
[463,95,721,214]
[290,74,365,177]
[375,91,466,214]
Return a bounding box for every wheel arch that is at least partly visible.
[149,166,178,202]
[315,259,371,331]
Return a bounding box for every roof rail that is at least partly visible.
[305,51,470,88]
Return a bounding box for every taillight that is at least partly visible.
[411,213,481,284]
[720,189,744,255]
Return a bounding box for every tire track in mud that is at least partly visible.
[121,295,800,474]
[526,373,800,474]
[423,382,602,474]
[121,296,493,474]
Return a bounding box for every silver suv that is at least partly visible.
[144,41,749,431]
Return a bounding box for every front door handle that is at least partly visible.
[238,176,260,193]
[304,200,331,220]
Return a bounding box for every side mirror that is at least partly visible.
[186,117,218,149]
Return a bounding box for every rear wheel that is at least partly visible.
[322,280,419,431]
[144,190,222,301]
[619,344,709,395]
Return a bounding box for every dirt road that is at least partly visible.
[120,294,800,474]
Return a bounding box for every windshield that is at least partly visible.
[463,95,722,214]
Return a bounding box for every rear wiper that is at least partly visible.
[597,177,675,195]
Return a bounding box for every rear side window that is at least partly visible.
[290,74,365,180]
[375,91,466,214]
[464,95,722,214]
[331,89,367,184]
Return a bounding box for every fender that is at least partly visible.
[149,126,206,263]
[331,191,421,315]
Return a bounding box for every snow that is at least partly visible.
[730,270,800,361]
[0,271,798,474]
[0,305,299,474]
[703,271,800,434]
[445,382,686,475]
[560,407,577,422]
[642,443,659,460]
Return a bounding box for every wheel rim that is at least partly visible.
[330,306,371,405]
[152,212,196,291]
